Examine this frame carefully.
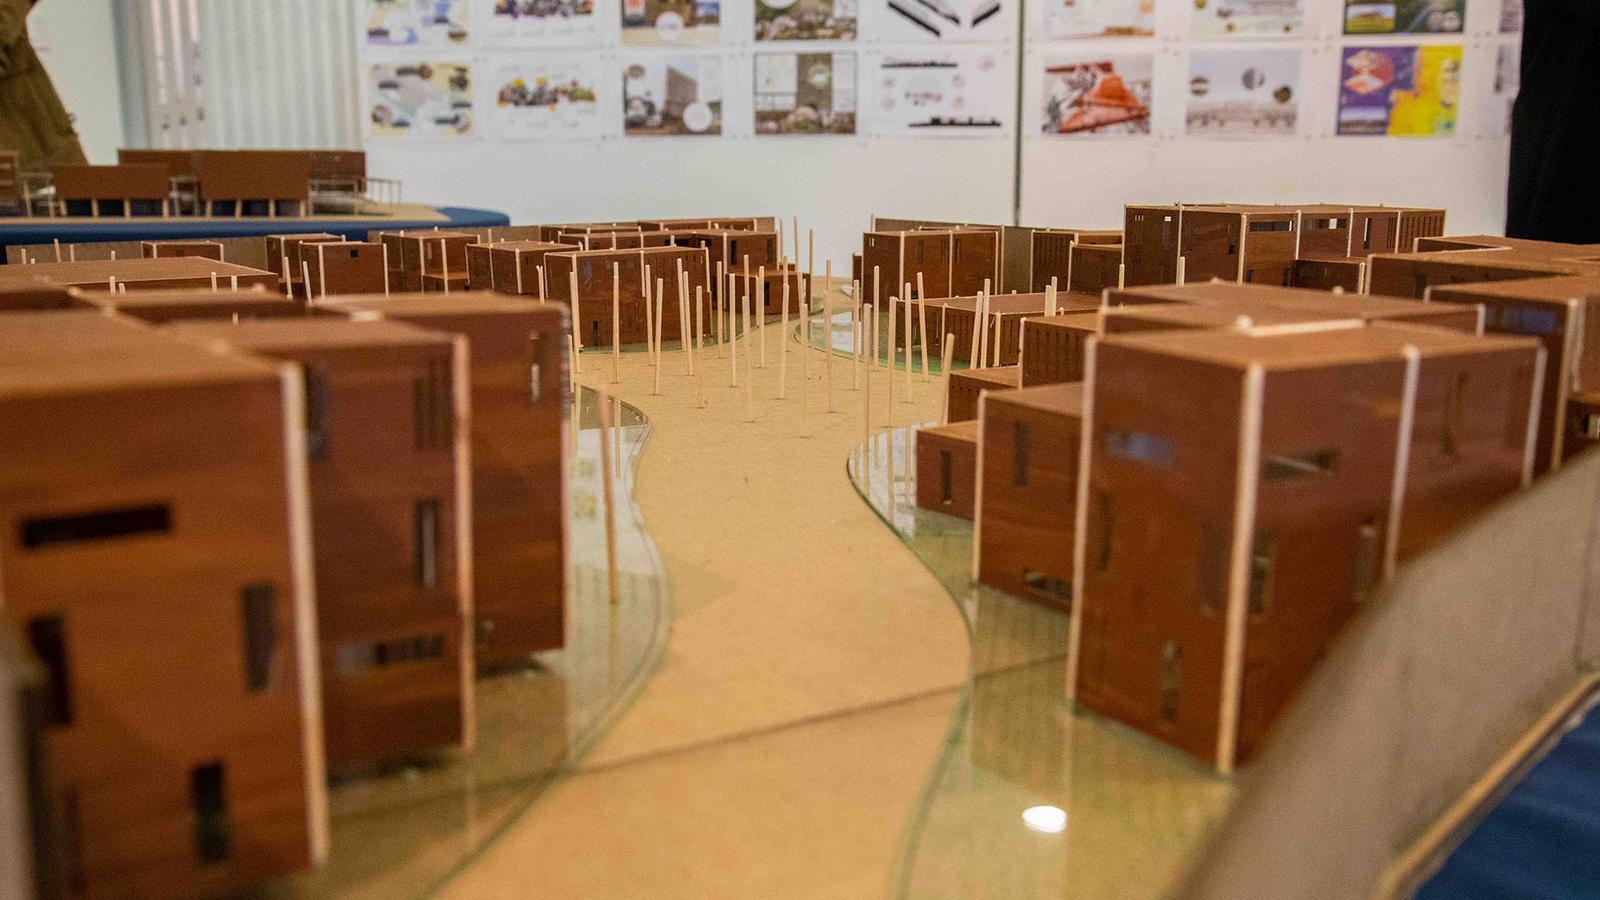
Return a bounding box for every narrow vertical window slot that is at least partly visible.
[1248,533,1277,616]
[25,615,71,727]
[303,364,329,461]
[1159,641,1182,724]
[191,763,230,864]
[240,583,275,692]
[1012,422,1031,487]
[940,451,953,504]
[528,335,546,404]
[415,499,441,589]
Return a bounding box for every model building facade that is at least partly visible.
[315,293,570,667]
[975,383,1083,608]
[861,228,1001,307]
[914,422,978,520]
[0,312,325,897]
[166,319,474,769]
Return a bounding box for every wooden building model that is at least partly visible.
[974,383,1083,608]
[13,257,278,293]
[314,293,570,667]
[914,421,978,520]
[860,228,1002,307]
[72,287,301,323]
[947,365,1020,423]
[465,240,577,295]
[167,319,474,768]
[301,241,388,299]
[0,312,326,896]
[1069,322,1540,773]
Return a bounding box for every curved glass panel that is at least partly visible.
[268,387,669,898]
[846,427,1234,899]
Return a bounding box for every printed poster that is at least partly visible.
[755,52,858,135]
[365,0,469,46]
[1039,0,1154,39]
[1190,0,1304,36]
[1499,0,1522,33]
[368,62,473,138]
[1186,48,1299,136]
[756,0,858,40]
[1040,55,1152,137]
[486,56,601,140]
[1343,0,1463,35]
[486,0,597,46]
[875,49,1008,136]
[880,0,1007,42]
[623,55,723,135]
[621,0,721,45]
[1337,45,1461,137]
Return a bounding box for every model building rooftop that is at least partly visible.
[987,382,1085,416]
[1427,274,1600,302]
[1102,319,1536,369]
[14,256,274,285]
[315,290,556,317]
[165,316,457,352]
[0,310,279,396]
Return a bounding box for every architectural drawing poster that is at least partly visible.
[754,52,858,135]
[1040,55,1152,137]
[623,55,723,135]
[485,55,602,140]
[365,0,469,46]
[1186,48,1299,137]
[368,61,474,138]
[1190,0,1305,37]
[879,0,1007,42]
[1343,0,1464,34]
[1499,0,1522,33]
[756,0,858,40]
[484,0,598,46]
[875,49,1007,137]
[1039,0,1154,39]
[621,0,722,45]
[1337,45,1462,137]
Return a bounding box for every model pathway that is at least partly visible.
[443,294,970,898]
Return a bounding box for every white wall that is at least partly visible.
[349,0,1518,259]
[27,0,126,163]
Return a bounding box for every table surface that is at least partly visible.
[0,205,509,256]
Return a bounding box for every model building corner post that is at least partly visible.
[276,362,332,863]
[1065,335,1099,706]
[451,333,476,755]
[1215,361,1267,775]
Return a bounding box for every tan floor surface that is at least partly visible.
[442,295,971,898]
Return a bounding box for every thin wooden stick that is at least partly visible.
[800,307,811,436]
[681,265,694,377]
[991,311,1002,367]
[806,228,814,312]
[779,279,791,399]
[743,288,754,422]
[939,333,956,425]
[871,266,881,363]
[915,272,930,380]
[863,304,874,443]
[729,272,739,388]
[611,262,621,384]
[570,268,583,354]
[824,261,835,412]
[715,260,725,356]
[887,295,897,427]
[643,265,655,359]
[757,265,767,369]
[210,271,219,291]
[538,264,547,303]
[597,391,621,606]
[653,277,665,396]
[851,278,861,390]
[903,281,914,404]
[695,286,707,408]
[969,287,984,368]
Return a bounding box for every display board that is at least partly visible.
[356,0,1520,262]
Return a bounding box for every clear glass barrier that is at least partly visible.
[269,387,668,898]
[846,428,1234,899]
